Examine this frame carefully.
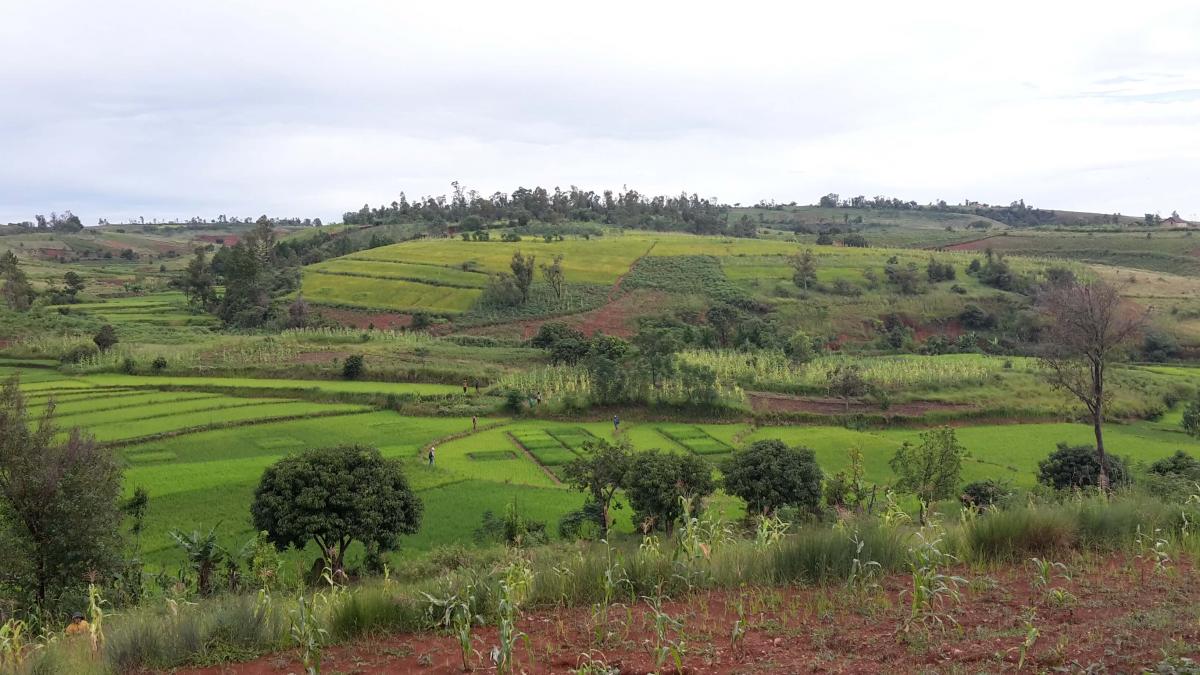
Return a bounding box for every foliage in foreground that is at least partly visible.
[7,492,1200,674]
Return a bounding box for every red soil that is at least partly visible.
[176,556,1200,674]
[317,307,413,330]
[465,290,669,341]
[747,392,976,416]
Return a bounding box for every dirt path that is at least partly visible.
[176,555,1200,674]
[505,431,564,485]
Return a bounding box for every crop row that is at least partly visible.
[657,425,732,456]
[509,430,577,466]
[301,271,481,313]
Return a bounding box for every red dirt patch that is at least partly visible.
[464,290,670,341]
[176,556,1200,674]
[317,307,412,330]
[748,391,975,416]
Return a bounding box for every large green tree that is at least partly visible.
[0,251,35,311]
[721,440,824,515]
[622,450,715,533]
[561,438,632,534]
[0,375,124,608]
[251,445,423,571]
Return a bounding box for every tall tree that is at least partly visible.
[540,254,565,302]
[510,250,535,303]
[180,248,217,310]
[1039,279,1145,489]
[63,271,85,299]
[791,249,817,291]
[0,375,124,608]
[0,251,34,311]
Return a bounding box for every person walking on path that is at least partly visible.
[471,415,477,432]
[613,415,620,433]
[428,446,435,465]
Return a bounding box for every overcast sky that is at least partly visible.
[2,1,1198,224]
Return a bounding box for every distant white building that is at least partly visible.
[1164,215,1192,229]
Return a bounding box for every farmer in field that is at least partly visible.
[65,612,89,637]
[471,415,477,432]
[462,380,468,394]
[613,414,620,432]
[427,446,435,465]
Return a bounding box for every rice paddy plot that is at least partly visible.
[545,427,600,452]
[89,400,370,443]
[309,257,489,288]
[656,424,733,455]
[508,429,578,466]
[78,373,462,396]
[300,271,481,313]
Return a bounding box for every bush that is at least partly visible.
[60,343,99,364]
[342,354,365,380]
[960,479,1013,509]
[1037,442,1130,490]
[151,356,168,372]
[1149,450,1200,480]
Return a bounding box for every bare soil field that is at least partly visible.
[175,556,1200,674]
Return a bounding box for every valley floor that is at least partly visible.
[176,554,1199,674]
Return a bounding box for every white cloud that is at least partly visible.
[1,0,1197,222]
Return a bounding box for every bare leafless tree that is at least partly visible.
[1039,279,1146,490]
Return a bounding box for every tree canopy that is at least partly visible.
[720,439,824,515]
[251,445,423,570]
[0,375,124,609]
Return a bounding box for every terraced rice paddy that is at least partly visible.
[48,292,220,327]
[2,359,1197,573]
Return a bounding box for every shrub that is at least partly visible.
[60,343,99,364]
[151,356,168,372]
[474,501,547,547]
[342,354,365,380]
[1149,450,1200,480]
[1036,442,1130,491]
[959,479,1013,509]
[720,440,824,515]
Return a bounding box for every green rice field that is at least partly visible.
[1,359,1197,572]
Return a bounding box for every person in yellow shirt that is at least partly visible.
[65,612,90,636]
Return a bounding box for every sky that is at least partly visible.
[2,1,1198,224]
